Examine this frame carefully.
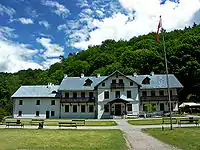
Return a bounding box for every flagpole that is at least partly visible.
[161,23,173,130]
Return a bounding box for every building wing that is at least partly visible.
[11,85,60,98]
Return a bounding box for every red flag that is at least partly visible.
[156,16,162,42]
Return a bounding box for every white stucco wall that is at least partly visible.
[96,74,140,118]
[13,98,60,118]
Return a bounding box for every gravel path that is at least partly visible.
[115,119,180,150]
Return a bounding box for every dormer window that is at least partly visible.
[84,78,93,86]
[51,90,57,94]
[142,77,150,84]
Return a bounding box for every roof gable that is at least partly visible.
[94,70,141,88]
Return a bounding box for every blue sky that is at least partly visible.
[0,0,199,72]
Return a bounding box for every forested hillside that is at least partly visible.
[0,24,200,117]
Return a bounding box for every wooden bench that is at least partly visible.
[162,117,177,124]
[72,119,85,126]
[178,118,199,127]
[6,120,24,128]
[30,119,44,125]
[58,122,77,128]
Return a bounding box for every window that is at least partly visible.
[151,91,155,96]
[19,100,23,105]
[51,100,55,105]
[115,91,120,98]
[65,105,69,112]
[65,92,69,98]
[89,105,94,112]
[102,83,105,87]
[159,90,164,96]
[130,82,133,86]
[112,79,116,83]
[89,92,93,98]
[127,104,132,111]
[36,111,39,116]
[84,78,93,86]
[160,103,164,111]
[142,91,147,96]
[18,111,22,116]
[104,91,109,99]
[127,91,132,98]
[73,92,77,98]
[36,100,40,105]
[119,79,123,84]
[104,104,109,112]
[51,111,55,117]
[81,92,85,98]
[81,105,86,112]
[73,105,77,112]
[170,90,173,96]
[142,77,150,84]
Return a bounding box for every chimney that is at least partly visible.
[150,71,154,76]
[133,72,137,77]
[64,74,68,78]
[47,83,52,88]
[81,73,84,78]
[97,74,100,78]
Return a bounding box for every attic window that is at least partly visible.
[84,78,93,86]
[142,77,150,84]
[52,90,57,94]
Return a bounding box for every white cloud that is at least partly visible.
[0,26,63,72]
[76,0,88,8]
[57,24,67,31]
[41,58,61,70]
[39,20,50,29]
[17,17,34,24]
[72,0,200,49]
[0,4,16,18]
[42,0,70,19]
[0,26,18,40]
[25,7,39,18]
[36,37,64,58]
[0,27,42,72]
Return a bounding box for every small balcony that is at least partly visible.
[61,97,95,103]
[111,83,124,89]
[140,95,178,101]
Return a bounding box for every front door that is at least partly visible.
[46,111,50,119]
[115,104,121,116]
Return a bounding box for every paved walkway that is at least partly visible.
[115,119,180,150]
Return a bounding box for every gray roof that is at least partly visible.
[128,74,183,89]
[58,76,107,91]
[11,85,60,98]
[59,72,182,91]
[11,72,183,98]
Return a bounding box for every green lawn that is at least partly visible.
[128,118,196,125]
[143,128,200,150]
[128,119,163,125]
[4,119,117,126]
[0,129,127,150]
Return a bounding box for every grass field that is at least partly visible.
[128,118,198,125]
[4,118,117,126]
[143,128,200,150]
[0,129,127,150]
[128,119,163,125]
